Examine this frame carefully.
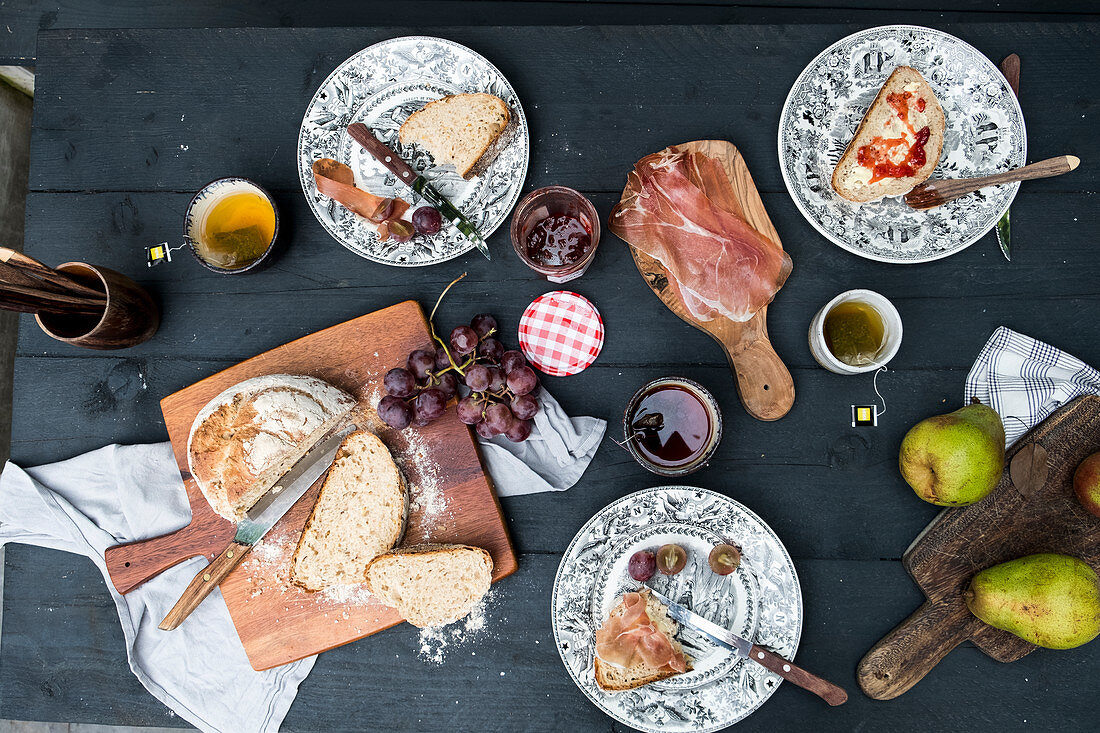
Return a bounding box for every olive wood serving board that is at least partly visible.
[624,140,795,421]
[104,300,517,670]
[858,395,1100,699]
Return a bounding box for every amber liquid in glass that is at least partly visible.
[823,301,886,367]
[196,192,276,269]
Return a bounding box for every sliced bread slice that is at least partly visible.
[364,544,493,628]
[398,93,510,179]
[289,430,407,592]
[832,66,946,203]
[594,589,692,692]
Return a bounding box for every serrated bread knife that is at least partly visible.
[346,122,491,261]
[158,424,356,630]
[645,586,848,706]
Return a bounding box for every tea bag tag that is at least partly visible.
[851,405,878,427]
[851,367,888,428]
[146,241,187,267]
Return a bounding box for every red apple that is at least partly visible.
[1074,452,1100,518]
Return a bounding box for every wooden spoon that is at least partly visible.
[905,155,1079,210]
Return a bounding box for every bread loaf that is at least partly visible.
[832,66,945,203]
[399,93,510,179]
[364,544,493,628]
[290,430,407,592]
[187,374,356,521]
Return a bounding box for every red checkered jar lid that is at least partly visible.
[518,291,605,377]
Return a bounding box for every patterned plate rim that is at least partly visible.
[777,24,1027,264]
[296,35,530,267]
[551,486,804,732]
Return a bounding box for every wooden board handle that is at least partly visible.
[105,526,222,594]
[158,540,251,631]
[748,644,848,706]
[722,311,795,422]
[857,599,979,700]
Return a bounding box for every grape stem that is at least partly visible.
[428,272,468,376]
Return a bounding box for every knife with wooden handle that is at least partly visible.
[647,586,848,706]
[997,54,1021,261]
[346,122,490,260]
[158,424,355,630]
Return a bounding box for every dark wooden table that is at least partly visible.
[4,21,1099,733]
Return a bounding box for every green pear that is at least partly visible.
[964,553,1100,649]
[898,400,1005,506]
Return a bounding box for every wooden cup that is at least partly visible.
[35,262,159,349]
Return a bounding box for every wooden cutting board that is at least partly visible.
[858,395,1100,699]
[624,140,795,422]
[104,300,517,670]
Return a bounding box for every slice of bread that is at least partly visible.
[594,590,692,692]
[364,544,493,627]
[289,430,407,592]
[832,66,945,203]
[188,374,357,521]
[399,93,510,179]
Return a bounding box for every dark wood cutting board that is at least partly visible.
[858,395,1100,699]
[625,140,795,421]
[104,300,517,670]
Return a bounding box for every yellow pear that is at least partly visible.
[898,400,1005,506]
[964,553,1100,649]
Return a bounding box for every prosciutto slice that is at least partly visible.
[610,147,792,322]
[594,591,689,673]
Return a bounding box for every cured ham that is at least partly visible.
[594,591,689,674]
[610,146,792,322]
[312,158,411,239]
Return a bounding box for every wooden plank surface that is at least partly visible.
[5,21,1100,732]
[2,2,1099,64]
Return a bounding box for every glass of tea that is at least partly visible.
[510,186,600,283]
[622,377,722,477]
[184,177,279,274]
[808,289,903,374]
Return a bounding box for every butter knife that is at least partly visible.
[997,54,1021,261]
[646,587,848,706]
[158,424,356,630]
[347,122,490,261]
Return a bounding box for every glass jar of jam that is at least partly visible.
[622,377,723,477]
[510,186,600,283]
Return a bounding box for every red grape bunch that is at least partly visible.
[377,311,541,442]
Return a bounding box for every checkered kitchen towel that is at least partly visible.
[965,327,1100,447]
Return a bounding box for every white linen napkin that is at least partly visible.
[476,387,606,496]
[0,443,313,733]
[0,388,603,729]
[965,326,1100,447]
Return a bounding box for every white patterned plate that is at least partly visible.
[297,36,530,265]
[778,25,1026,263]
[552,487,803,732]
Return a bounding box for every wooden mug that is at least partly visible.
[35,262,159,349]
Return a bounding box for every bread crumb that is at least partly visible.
[398,428,447,525]
[416,589,493,665]
[320,582,374,605]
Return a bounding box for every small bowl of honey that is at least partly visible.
[622,377,722,477]
[808,289,903,374]
[184,177,279,274]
